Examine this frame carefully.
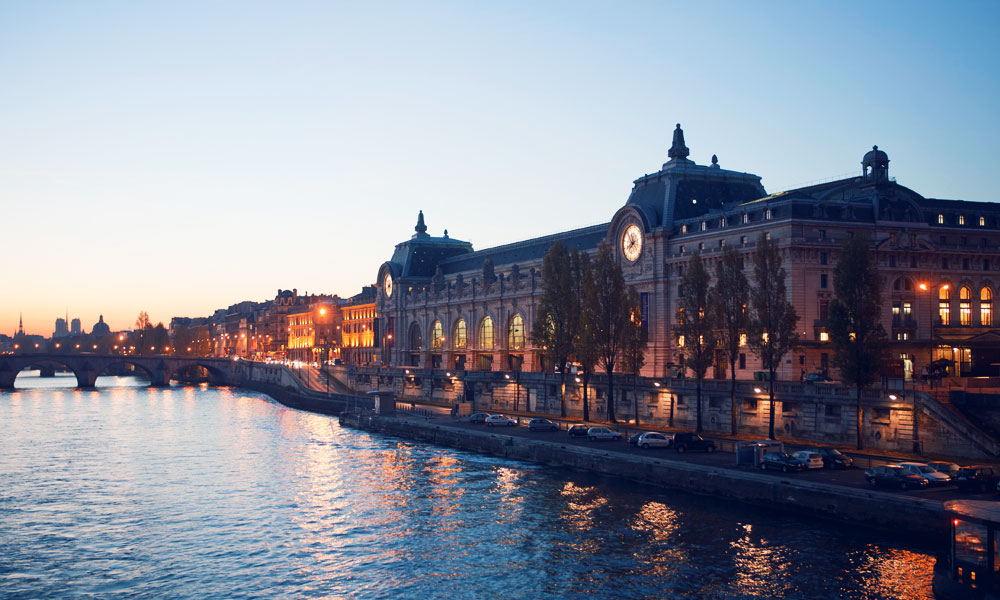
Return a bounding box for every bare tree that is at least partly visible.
[675,252,716,432]
[712,245,750,436]
[747,234,799,440]
[584,243,635,423]
[532,241,580,418]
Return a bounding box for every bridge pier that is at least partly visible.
[77,369,99,389]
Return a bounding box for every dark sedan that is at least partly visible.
[567,424,590,437]
[760,452,805,473]
[528,418,559,432]
[865,465,929,490]
[807,446,854,469]
[954,466,1000,492]
[672,433,716,453]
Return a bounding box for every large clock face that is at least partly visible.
[622,224,643,262]
[384,273,393,298]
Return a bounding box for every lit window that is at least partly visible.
[681,224,687,234]
[677,335,685,347]
[819,332,829,342]
[742,213,749,224]
[508,314,525,350]
[478,316,494,350]
[719,239,726,247]
[980,216,986,227]
[431,320,443,350]
[982,288,993,326]
[939,286,951,325]
[765,208,772,220]
[938,214,944,224]
[959,215,966,225]
[453,318,467,349]
[739,333,747,346]
[903,301,912,316]
[960,287,972,325]
[720,217,727,228]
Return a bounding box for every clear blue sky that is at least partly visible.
[3,1,998,335]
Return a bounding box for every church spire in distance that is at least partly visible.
[17,312,24,336]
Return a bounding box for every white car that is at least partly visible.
[898,461,951,485]
[791,450,824,470]
[587,427,622,441]
[637,432,673,449]
[485,414,517,427]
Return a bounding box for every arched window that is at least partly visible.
[508,314,525,350]
[982,288,993,326]
[960,287,972,325]
[479,316,494,351]
[939,285,951,325]
[408,322,422,351]
[453,318,467,349]
[430,320,443,350]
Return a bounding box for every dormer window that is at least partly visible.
[681,224,687,234]
[938,214,944,224]
[980,216,986,227]
[764,208,772,220]
[720,216,727,228]
[742,213,749,224]
[700,221,707,232]
[959,215,966,226]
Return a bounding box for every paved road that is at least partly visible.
[430,414,996,503]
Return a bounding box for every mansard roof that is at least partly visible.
[437,223,608,276]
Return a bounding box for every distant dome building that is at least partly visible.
[91,315,111,337]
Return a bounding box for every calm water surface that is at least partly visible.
[0,372,935,599]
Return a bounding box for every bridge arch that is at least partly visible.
[0,356,89,389]
[165,361,229,386]
[94,359,158,385]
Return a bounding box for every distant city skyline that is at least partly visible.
[3,1,999,335]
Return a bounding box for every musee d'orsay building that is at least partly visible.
[375,125,1000,384]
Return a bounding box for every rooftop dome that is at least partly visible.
[863,145,888,164]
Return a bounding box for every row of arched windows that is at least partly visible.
[408,314,526,351]
[938,285,993,326]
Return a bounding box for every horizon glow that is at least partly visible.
[3,1,999,335]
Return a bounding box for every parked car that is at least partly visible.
[587,427,623,441]
[954,466,1000,492]
[760,452,805,473]
[567,424,590,438]
[629,431,656,445]
[791,451,824,470]
[897,462,950,485]
[865,465,930,490]
[528,418,558,432]
[807,446,854,469]
[637,432,673,449]
[927,461,960,479]
[485,414,517,427]
[672,433,716,453]
[468,412,491,424]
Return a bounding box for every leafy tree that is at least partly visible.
[712,245,750,436]
[747,234,799,440]
[532,241,580,417]
[572,249,599,422]
[674,252,716,432]
[585,243,635,423]
[622,288,648,427]
[828,233,889,450]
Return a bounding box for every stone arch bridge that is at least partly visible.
[0,354,246,390]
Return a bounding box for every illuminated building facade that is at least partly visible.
[376,126,1000,382]
[286,297,341,363]
[339,286,377,365]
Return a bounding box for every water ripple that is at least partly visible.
[0,379,934,599]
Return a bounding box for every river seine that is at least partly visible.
[1,373,935,599]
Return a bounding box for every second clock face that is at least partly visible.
[622,224,643,261]
[384,273,393,298]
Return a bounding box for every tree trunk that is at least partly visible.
[730,356,738,436]
[696,376,703,432]
[582,371,591,422]
[669,391,675,427]
[768,365,777,440]
[633,374,640,427]
[856,384,864,450]
[607,368,616,423]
